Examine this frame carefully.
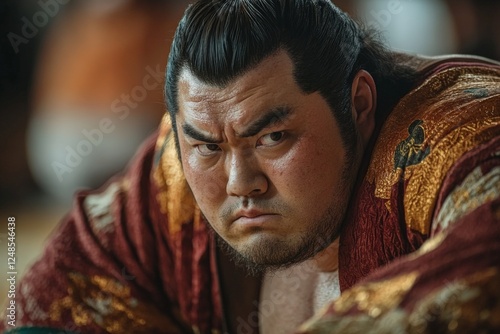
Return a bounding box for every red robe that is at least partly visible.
[2,59,500,333]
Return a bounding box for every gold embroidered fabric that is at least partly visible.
[153,115,201,234]
[407,268,500,333]
[83,179,131,248]
[331,272,419,317]
[297,268,500,334]
[434,165,500,233]
[365,66,500,235]
[49,272,180,333]
[297,272,418,333]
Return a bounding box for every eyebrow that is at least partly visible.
[181,106,293,143]
[237,106,293,138]
[182,123,222,143]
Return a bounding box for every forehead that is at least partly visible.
[176,51,303,124]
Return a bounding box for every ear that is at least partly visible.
[351,70,377,147]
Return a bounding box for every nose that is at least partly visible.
[225,152,268,197]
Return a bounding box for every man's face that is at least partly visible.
[176,51,358,270]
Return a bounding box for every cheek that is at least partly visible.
[270,135,345,202]
[182,152,226,215]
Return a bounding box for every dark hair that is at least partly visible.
[165,0,417,151]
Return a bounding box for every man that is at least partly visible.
[2,0,499,333]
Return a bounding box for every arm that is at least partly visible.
[0,134,194,333]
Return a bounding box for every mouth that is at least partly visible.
[233,210,280,228]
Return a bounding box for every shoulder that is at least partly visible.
[300,62,500,330]
[0,121,207,333]
[368,58,500,235]
[339,60,500,288]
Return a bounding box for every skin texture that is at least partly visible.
[175,50,376,272]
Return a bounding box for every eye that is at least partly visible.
[257,131,285,147]
[195,144,221,156]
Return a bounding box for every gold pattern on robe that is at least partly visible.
[49,272,182,333]
[407,232,447,261]
[83,178,131,249]
[408,268,500,333]
[332,272,419,317]
[434,165,500,233]
[404,118,499,235]
[298,269,500,334]
[153,115,199,235]
[297,272,418,333]
[365,66,500,235]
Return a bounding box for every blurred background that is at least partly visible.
[1,0,499,300]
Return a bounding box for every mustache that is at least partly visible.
[219,198,290,222]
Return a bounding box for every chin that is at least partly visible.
[217,231,322,275]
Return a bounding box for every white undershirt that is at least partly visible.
[313,270,341,312]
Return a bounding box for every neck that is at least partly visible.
[312,238,339,272]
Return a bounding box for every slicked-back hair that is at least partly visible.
[165,0,417,152]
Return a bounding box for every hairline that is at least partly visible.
[170,47,348,123]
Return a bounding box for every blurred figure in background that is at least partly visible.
[354,0,457,55]
[27,0,188,203]
[444,0,500,60]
